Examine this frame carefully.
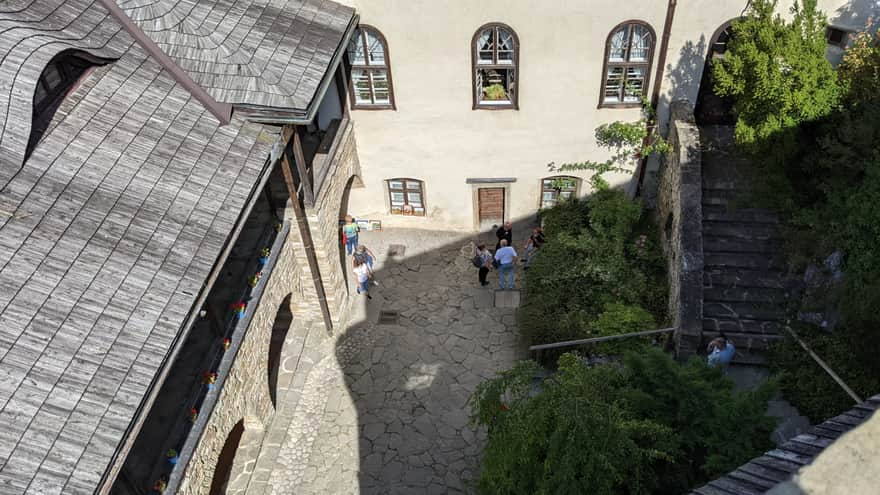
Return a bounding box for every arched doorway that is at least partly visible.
[209,420,245,495]
[338,175,358,292]
[695,21,737,125]
[268,294,293,408]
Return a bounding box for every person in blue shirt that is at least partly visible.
[494,239,518,290]
[707,334,735,370]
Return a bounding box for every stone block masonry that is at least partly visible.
[657,100,703,359]
[176,126,362,494]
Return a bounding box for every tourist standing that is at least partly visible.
[495,221,513,251]
[353,257,372,299]
[494,239,517,289]
[354,245,379,285]
[474,243,493,286]
[521,227,545,266]
[342,215,359,256]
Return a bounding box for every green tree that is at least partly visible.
[470,350,776,495]
[713,0,840,154]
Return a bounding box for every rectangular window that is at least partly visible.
[604,67,624,103]
[825,26,849,48]
[388,179,425,216]
[541,177,579,208]
[624,67,645,102]
[477,68,514,105]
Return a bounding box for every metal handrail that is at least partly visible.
[529,327,677,351]
[783,325,864,404]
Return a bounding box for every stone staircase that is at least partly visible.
[699,126,796,364]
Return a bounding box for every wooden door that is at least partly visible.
[478,188,505,231]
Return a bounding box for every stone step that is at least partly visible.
[703,235,781,254]
[700,331,784,351]
[702,205,779,224]
[704,268,796,289]
[703,317,783,335]
[704,252,788,271]
[702,221,780,240]
[702,188,737,206]
[703,301,787,321]
[704,286,791,304]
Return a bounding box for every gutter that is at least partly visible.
[96,0,233,124]
[236,14,361,125]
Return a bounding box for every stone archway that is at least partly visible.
[209,420,245,495]
[695,20,737,125]
[337,175,360,292]
[268,294,293,408]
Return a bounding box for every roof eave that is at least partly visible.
[235,13,360,125]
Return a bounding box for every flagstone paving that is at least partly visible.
[261,229,527,494]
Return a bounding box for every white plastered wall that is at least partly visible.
[338,0,868,232]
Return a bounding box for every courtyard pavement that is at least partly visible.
[260,229,528,494]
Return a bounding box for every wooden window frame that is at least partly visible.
[599,20,656,109]
[347,25,396,110]
[539,176,580,209]
[386,178,426,216]
[471,22,520,110]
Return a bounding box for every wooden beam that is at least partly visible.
[291,127,315,206]
[280,125,334,333]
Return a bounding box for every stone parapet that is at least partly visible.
[657,100,703,359]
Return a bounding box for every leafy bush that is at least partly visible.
[768,323,880,422]
[521,187,666,348]
[469,349,776,495]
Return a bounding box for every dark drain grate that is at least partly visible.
[387,244,406,257]
[378,310,400,325]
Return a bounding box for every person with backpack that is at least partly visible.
[353,256,373,300]
[342,215,359,256]
[354,245,378,286]
[472,243,493,286]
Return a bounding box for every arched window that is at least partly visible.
[387,178,425,216]
[346,26,395,109]
[27,50,100,160]
[472,23,519,109]
[540,176,580,208]
[600,22,655,107]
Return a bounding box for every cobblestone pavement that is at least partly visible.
[264,229,526,494]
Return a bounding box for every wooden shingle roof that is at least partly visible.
[689,394,880,495]
[0,1,275,493]
[117,0,356,110]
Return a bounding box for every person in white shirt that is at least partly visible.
[494,239,518,289]
[353,257,373,300]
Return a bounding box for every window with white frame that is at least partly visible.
[601,22,655,107]
[540,176,579,208]
[472,23,519,109]
[387,178,425,216]
[347,26,395,109]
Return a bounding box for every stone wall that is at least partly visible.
[657,100,703,359]
[302,122,361,329]
[175,124,361,494]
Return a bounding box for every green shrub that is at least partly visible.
[470,349,776,495]
[520,187,667,348]
[768,324,880,421]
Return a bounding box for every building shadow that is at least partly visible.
[329,217,539,494]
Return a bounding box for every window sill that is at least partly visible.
[597,102,643,109]
[352,103,396,111]
[473,102,518,110]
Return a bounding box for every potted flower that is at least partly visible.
[153,476,168,493]
[248,272,262,288]
[258,247,271,265]
[232,301,246,319]
[166,449,179,465]
[274,222,282,233]
[483,83,508,101]
[188,408,198,423]
[202,371,217,391]
[223,338,231,351]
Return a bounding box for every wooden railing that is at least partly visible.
[529,327,676,361]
